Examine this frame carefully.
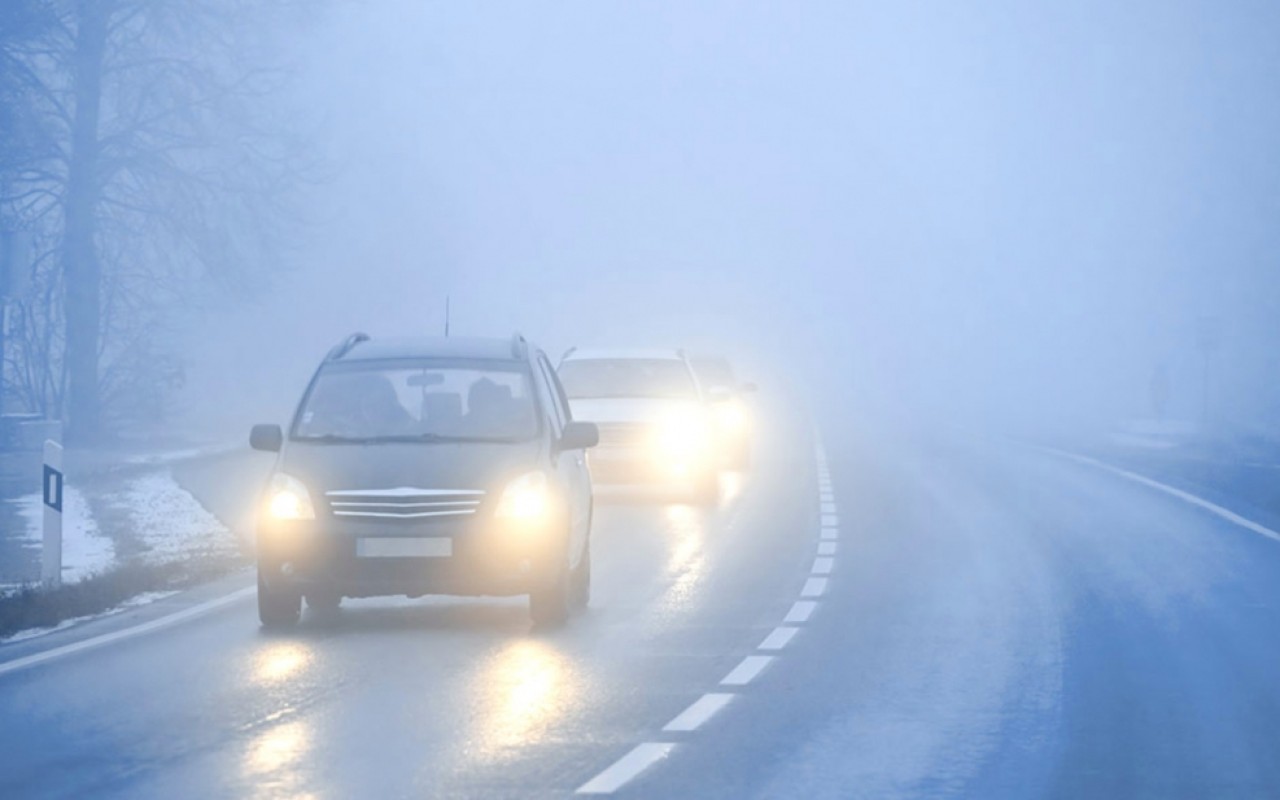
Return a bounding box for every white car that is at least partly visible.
[557,348,718,501]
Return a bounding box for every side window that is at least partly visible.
[537,354,572,428]
[533,354,566,435]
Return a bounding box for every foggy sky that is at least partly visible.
[179,1,1280,437]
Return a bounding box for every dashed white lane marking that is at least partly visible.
[0,586,255,678]
[1048,448,1280,544]
[577,441,836,794]
[801,577,828,597]
[758,626,798,651]
[785,600,818,623]
[721,655,774,686]
[663,693,736,733]
[576,743,677,795]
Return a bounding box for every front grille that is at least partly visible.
[595,422,649,448]
[325,487,485,520]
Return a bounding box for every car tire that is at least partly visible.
[570,537,591,611]
[693,471,719,506]
[530,550,571,629]
[258,567,301,629]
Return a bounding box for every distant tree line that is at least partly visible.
[1,0,319,442]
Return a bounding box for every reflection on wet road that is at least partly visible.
[5,429,1280,798]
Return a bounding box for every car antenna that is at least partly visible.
[444,295,450,337]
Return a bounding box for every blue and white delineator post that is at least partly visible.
[41,439,63,587]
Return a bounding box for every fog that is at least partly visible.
[175,1,1280,441]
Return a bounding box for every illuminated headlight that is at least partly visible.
[266,473,315,521]
[495,471,552,521]
[651,411,710,462]
[714,399,748,434]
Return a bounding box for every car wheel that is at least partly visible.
[693,471,719,506]
[570,537,591,610]
[258,567,300,629]
[529,550,571,628]
[305,589,341,616]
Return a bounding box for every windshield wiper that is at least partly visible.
[294,432,530,444]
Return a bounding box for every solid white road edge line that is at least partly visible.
[759,626,799,651]
[663,693,737,732]
[1048,448,1280,544]
[812,557,834,575]
[576,743,678,795]
[785,600,818,623]
[817,541,837,556]
[721,655,774,686]
[0,586,256,678]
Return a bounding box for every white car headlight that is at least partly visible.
[495,471,552,521]
[267,473,315,521]
[714,399,748,433]
[651,410,710,460]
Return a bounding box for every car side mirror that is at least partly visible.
[740,382,758,393]
[558,421,599,450]
[250,423,283,453]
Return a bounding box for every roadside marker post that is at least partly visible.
[42,439,63,587]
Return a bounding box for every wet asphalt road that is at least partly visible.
[2,425,1279,799]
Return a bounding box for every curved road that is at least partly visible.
[2,424,1279,798]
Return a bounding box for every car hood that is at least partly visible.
[568,397,702,424]
[277,439,544,496]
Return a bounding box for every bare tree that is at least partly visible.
[2,0,318,441]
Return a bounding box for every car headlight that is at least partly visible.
[266,473,315,521]
[494,471,552,521]
[651,411,710,461]
[714,399,748,433]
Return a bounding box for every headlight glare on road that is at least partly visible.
[495,471,551,522]
[267,473,315,521]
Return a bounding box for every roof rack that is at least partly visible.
[326,332,370,361]
[510,332,528,360]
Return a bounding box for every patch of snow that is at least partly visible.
[106,472,234,562]
[10,487,115,583]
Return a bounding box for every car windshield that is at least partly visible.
[558,358,697,400]
[690,357,736,391]
[292,359,538,442]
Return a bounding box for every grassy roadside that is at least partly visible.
[0,552,249,640]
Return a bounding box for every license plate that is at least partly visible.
[356,537,452,558]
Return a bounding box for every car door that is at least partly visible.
[536,353,592,561]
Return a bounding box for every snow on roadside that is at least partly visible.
[103,472,235,562]
[1,590,177,644]
[3,470,233,591]
[9,487,114,584]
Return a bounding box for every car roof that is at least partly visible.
[562,347,686,362]
[337,336,528,363]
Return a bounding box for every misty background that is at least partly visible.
[10,1,1280,442]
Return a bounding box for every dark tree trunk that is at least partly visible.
[62,0,109,443]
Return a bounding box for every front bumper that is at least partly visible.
[257,516,564,598]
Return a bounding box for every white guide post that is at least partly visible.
[41,439,63,587]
